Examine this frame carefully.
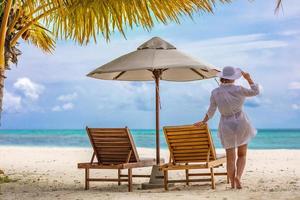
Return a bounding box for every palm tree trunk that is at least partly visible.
[0,0,13,175]
[0,0,13,121]
[0,61,4,175]
[0,52,4,174]
[0,0,13,56]
[0,68,4,117]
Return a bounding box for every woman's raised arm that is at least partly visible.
[239,71,260,97]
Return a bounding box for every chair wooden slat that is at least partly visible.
[167,134,209,139]
[169,137,210,143]
[93,141,131,145]
[173,145,209,150]
[173,152,214,157]
[173,149,211,154]
[170,141,209,147]
[93,137,130,141]
[99,151,129,155]
[166,131,209,136]
[91,130,126,132]
[95,146,131,149]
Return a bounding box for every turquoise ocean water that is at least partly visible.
[0,129,299,149]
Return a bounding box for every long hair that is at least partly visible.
[220,78,234,84]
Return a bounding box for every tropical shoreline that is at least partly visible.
[1,129,299,149]
[0,146,299,200]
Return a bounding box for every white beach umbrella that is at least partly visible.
[87,37,219,165]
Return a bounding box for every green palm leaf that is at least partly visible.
[26,22,55,53]
[44,0,231,44]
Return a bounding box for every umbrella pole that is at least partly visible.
[141,69,168,189]
[153,70,162,165]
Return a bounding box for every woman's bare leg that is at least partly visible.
[225,147,236,188]
[235,144,248,189]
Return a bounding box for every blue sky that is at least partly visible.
[3,0,300,129]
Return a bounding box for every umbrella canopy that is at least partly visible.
[87,37,219,81]
[87,37,219,165]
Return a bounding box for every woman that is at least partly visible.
[194,66,259,189]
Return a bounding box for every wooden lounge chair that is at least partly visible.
[78,127,160,192]
[160,124,228,190]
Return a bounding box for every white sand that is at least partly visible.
[0,146,299,200]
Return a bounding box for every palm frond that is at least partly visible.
[3,1,57,67]
[10,0,231,45]
[26,22,55,53]
[45,0,231,44]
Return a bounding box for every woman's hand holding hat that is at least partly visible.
[241,71,251,80]
[241,71,254,85]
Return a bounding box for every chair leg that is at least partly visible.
[210,167,216,189]
[128,168,132,192]
[185,163,189,185]
[85,168,89,190]
[118,169,121,186]
[164,170,168,191]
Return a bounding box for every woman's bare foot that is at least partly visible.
[231,182,235,189]
[229,179,235,189]
[235,177,242,189]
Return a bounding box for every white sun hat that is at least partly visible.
[217,66,242,80]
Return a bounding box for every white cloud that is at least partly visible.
[244,96,271,108]
[57,92,78,101]
[278,29,300,36]
[187,34,265,47]
[292,104,300,110]
[51,105,62,112]
[62,103,74,110]
[52,103,74,112]
[3,89,22,113]
[288,81,300,90]
[179,33,288,57]
[95,82,154,111]
[53,92,77,112]
[14,77,45,100]
[174,32,289,70]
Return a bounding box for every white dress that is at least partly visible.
[206,83,260,149]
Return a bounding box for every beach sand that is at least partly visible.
[0,147,299,200]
